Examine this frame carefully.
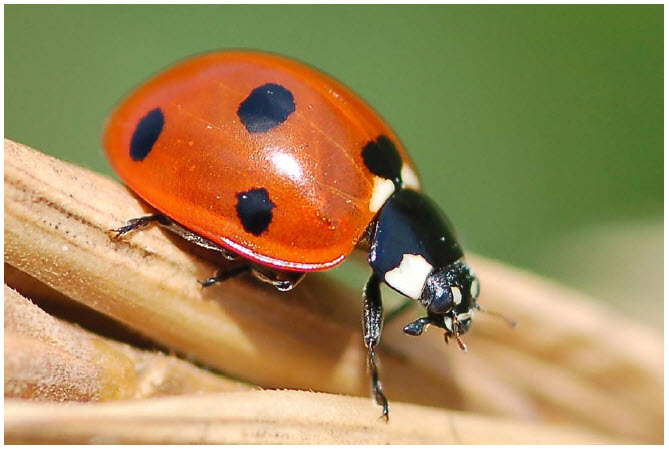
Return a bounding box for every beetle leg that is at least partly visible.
[159,219,238,259]
[110,214,170,237]
[112,214,238,260]
[199,265,251,288]
[362,273,389,422]
[402,316,432,336]
[251,267,306,292]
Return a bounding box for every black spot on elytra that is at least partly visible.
[236,188,276,236]
[362,135,403,187]
[238,83,295,133]
[130,108,164,161]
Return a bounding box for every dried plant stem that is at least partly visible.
[4,285,251,401]
[4,391,617,444]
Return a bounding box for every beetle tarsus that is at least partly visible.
[367,347,390,422]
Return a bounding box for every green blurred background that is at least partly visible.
[5,5,663,319]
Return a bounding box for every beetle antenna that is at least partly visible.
[474,304,518,328]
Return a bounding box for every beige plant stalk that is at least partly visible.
[4,138,662,444]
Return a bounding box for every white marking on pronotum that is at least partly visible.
[401,165,421,190]
[384,254,433,299]
[470,278,480,299]
[369,177,395,213]
[451,286,462,305]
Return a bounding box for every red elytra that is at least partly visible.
[104,51,420,271]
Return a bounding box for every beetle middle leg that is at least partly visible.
[362,272,389,422]
[199,265,251,287]
[251,266,306,292]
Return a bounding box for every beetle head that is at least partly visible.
[402,260,480,351]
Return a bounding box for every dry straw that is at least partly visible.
[4,138,662,444]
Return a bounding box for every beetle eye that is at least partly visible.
[428,286,454,314]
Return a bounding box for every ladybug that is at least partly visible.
[105,51,489,420]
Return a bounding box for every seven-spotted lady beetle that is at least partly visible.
[105,51,508,420]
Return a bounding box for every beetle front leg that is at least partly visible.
[362,273,389,421]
